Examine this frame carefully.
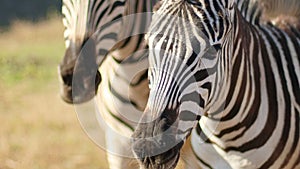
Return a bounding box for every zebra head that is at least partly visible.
[58,0,127,104]
[59,0,98,104]
[132,0,235,168]
[59,37,101,104]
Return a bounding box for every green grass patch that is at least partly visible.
[0,15,65,87]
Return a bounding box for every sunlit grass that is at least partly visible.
[0,15,108,169]
[0,84,109,169]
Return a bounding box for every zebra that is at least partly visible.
[58,0,158,168]
[132,0,300,168]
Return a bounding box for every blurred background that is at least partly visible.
[0,1,108,168]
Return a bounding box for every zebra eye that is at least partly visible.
[212,43,221,51]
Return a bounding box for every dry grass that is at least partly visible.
[0,16,108,169]
[0,83,109,169]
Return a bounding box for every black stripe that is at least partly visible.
[95,6,109,28]
[130,69,148,86]
[276,27,300,143]
[134,34,146,52]
[186,50,198,67]
[281,108,299,168]
[291,109,300,168]
[191,148,213,169]
[108,80,138,107]
[62,3,72,22]
[195,124,211,143]
[185,0,202,6]
[92,0,106,27]
[204,0,217,31]
[92,0,105,17]
[209,29,243,121]
[225,28,261,141]
[219,51,247,123]
[98,49,109,56]
[95,16,121,35]
[287,32,300,105]
[103,101,134,131]
[111,56,122,64]
[200,7,215,41]
[109,1,126,15]
[274,29,299,104]
[201,82,212,92]
[121,50,148,64]
[259,25,292,169]
[224,27,278,153]
[290,26,300,39]
[249,2,258,24]
[99,32,118,41]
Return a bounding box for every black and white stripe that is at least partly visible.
[132,0,300,168]
[59,0,157,168]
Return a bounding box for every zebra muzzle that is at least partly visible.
[132,108,184,169]
[58,38,101,104]
[58,66,101,104]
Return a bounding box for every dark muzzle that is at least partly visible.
[58,38,101,104]
[132,108,184,169]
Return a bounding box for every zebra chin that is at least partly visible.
[131,108,184,169]
[58,66,101,104]
[132,138,183,169]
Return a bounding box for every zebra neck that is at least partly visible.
[235,0,262,25]
[203,5,255,118]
